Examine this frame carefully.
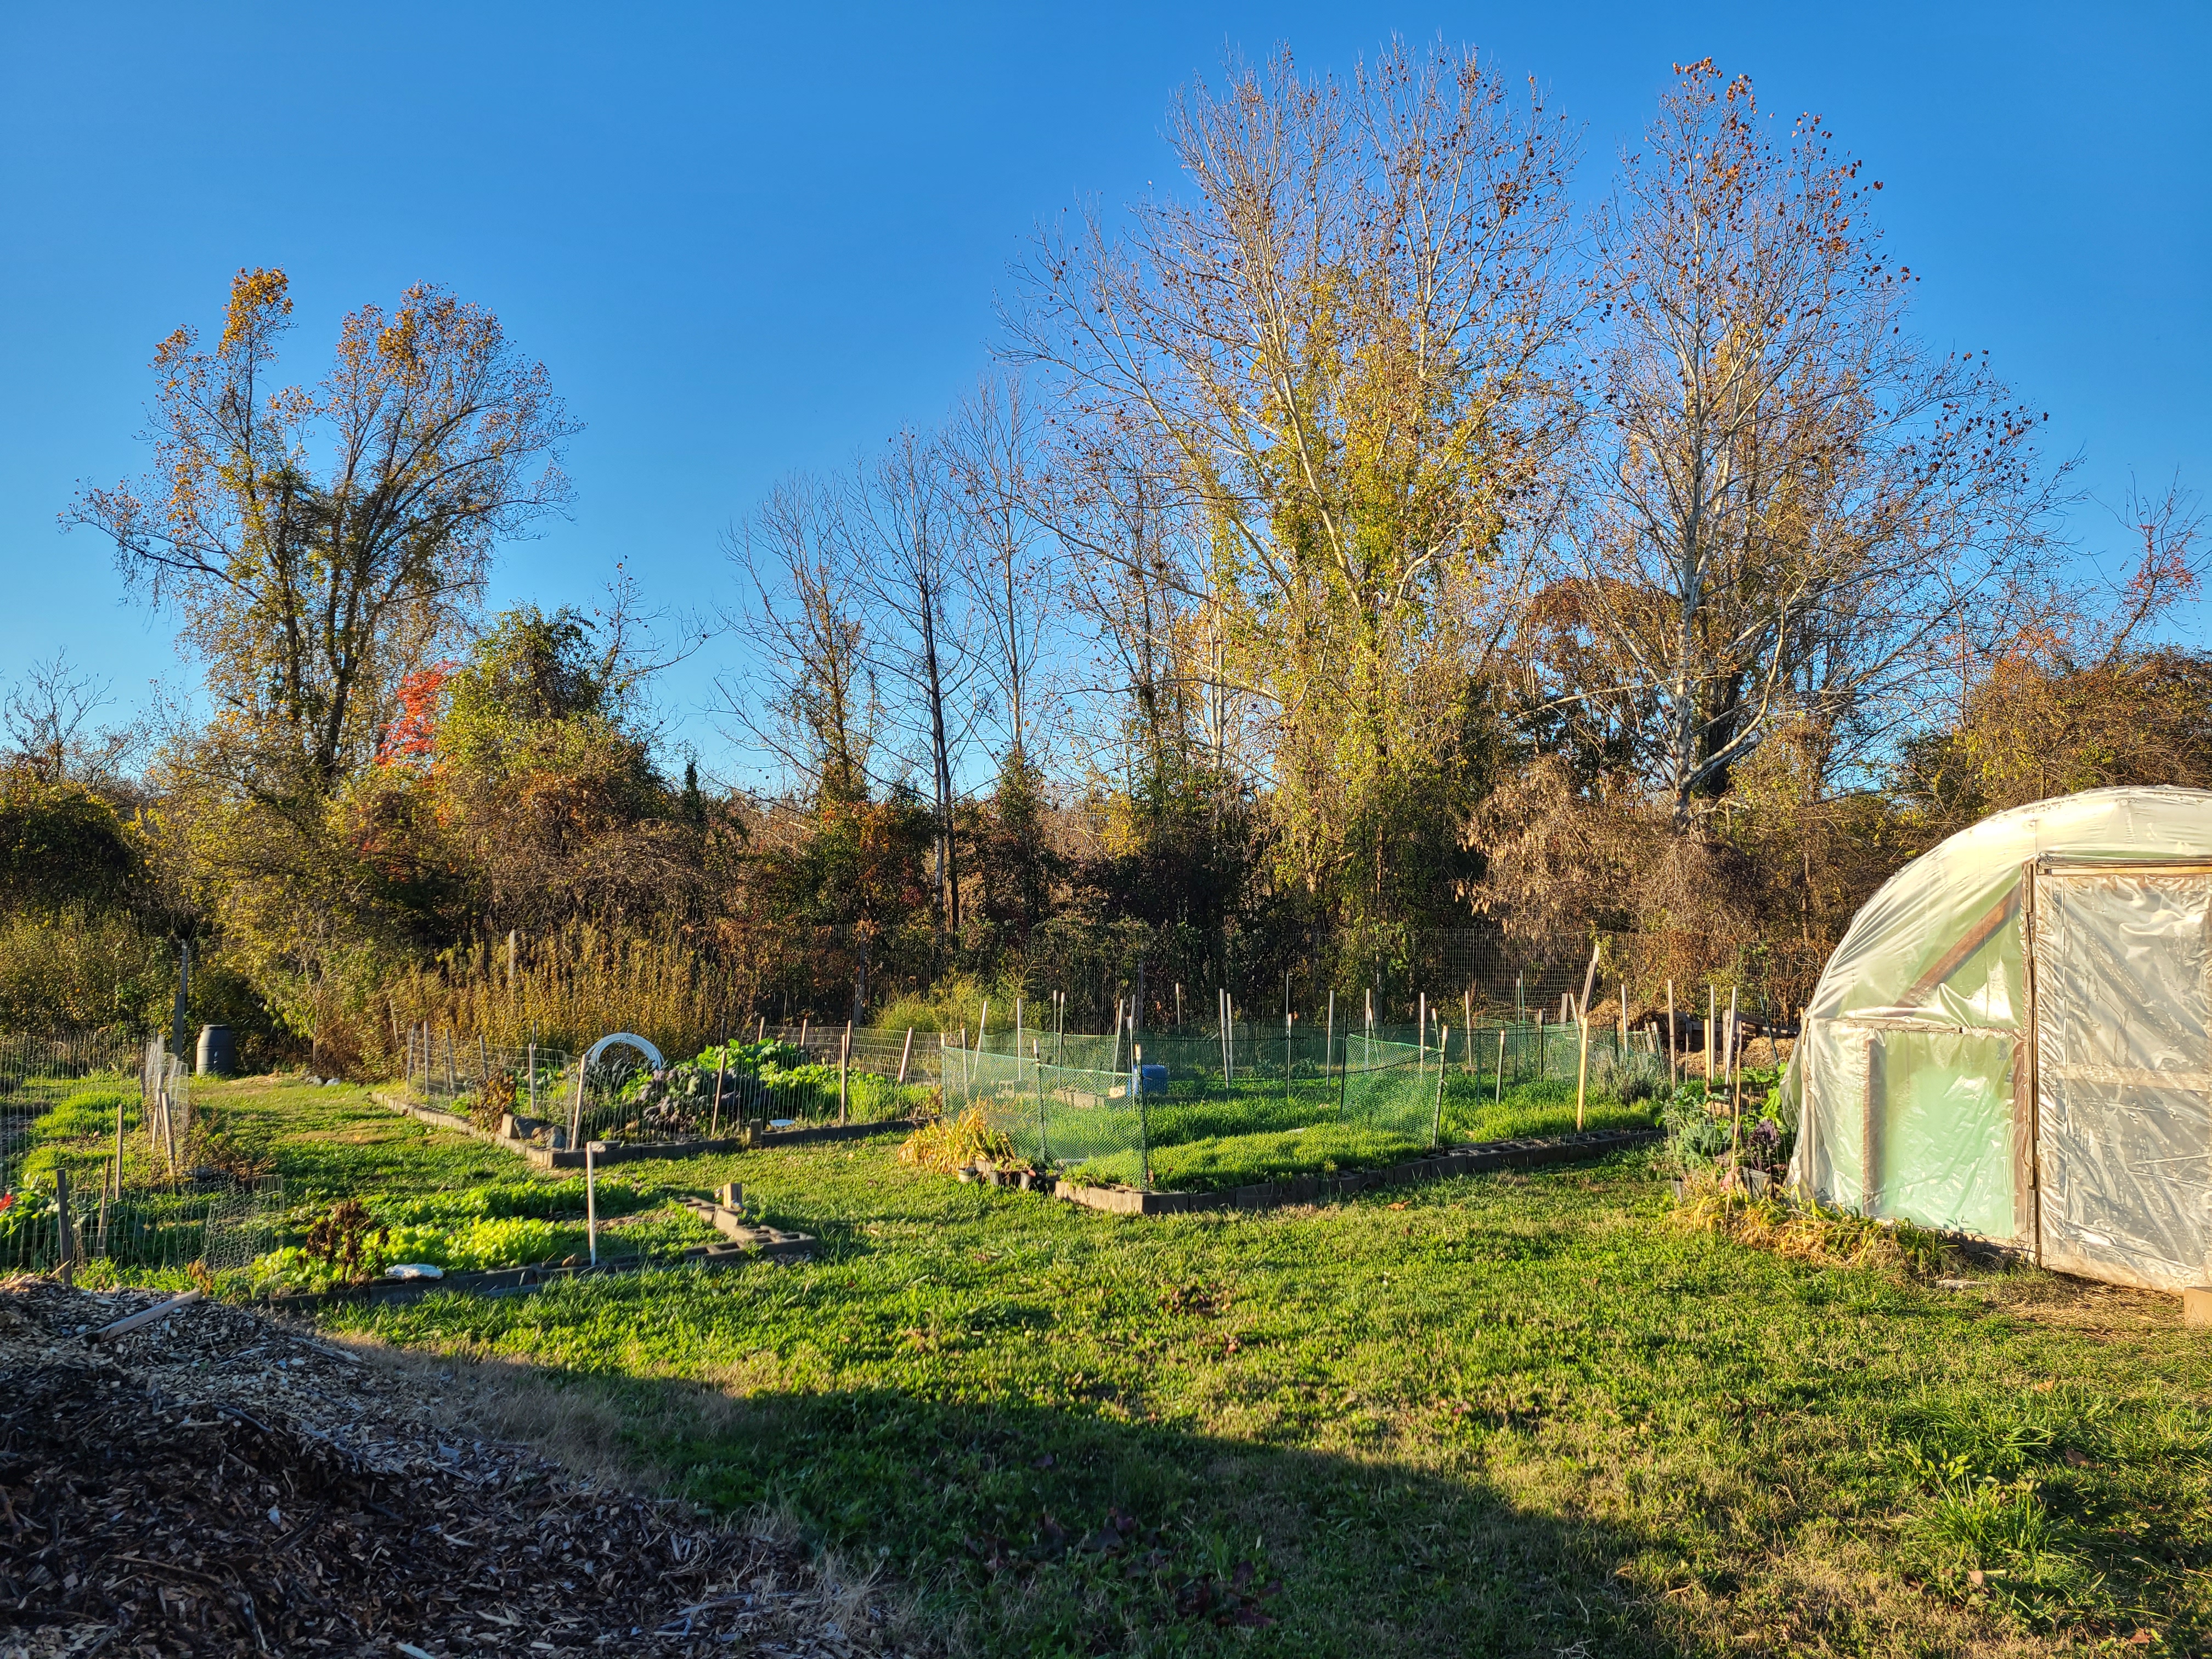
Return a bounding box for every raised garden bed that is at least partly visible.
[955,1127,1661,1215]
[367,1089,916,1167]
[254,1227,815,1311]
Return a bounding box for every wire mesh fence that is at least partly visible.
[752,1023,945,1086]
[394,1020,935,1148]
[563,1044,894,1147]
[0,1029,289,1276]
[942,1017,1669,1187]
[0,1175,290,1277]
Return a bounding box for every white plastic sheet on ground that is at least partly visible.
[1785,787,2212,1289]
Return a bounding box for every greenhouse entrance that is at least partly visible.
[1788,788,2212,1295]
[2035,865,2212,1290]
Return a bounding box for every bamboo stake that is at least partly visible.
[897,1026,914,1085]
[1666,980,1678,1084]
[839,1022,851,1125]
[1494,1027,1506,1104]
[1728,987,1742,1159]
[1464,989,1474,1073]
[1706,985,1717,1087]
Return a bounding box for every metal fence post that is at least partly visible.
[1135,1042,1150,1189]
[585,1141,599,1266]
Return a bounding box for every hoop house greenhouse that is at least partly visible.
[1787,786,2212,1292]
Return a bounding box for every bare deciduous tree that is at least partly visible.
[945,373,1060,769]
[70,267,575,802]
[3,651,140,789]
[850,428,976,933]
[720,477,880,807]
[1551,62,2058,824]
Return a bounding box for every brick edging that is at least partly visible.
[1048,1128,1663,1216]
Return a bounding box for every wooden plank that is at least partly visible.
[88,1290,202,1342]
[2039,860,2212,879]
[1861,1030,1878,1218]
[1898,886,2020,1011]
[2022,861,2044,1265]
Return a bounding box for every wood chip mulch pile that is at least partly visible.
[1,1277,913,1657]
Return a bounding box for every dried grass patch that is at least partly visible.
[1672,1172,1959,1278]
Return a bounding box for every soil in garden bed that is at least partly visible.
[0,1276,913,1656]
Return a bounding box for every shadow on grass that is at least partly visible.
[566,1375,1688,1657]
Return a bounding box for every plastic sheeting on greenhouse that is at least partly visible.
[1784,786,2212,1292]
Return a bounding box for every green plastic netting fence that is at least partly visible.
[941,1019,1666,1186]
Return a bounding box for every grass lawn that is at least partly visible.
[196,1077,2212,1656]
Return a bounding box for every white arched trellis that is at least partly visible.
[569,1032,665,1144]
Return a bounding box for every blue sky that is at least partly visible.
[3,1,2206,784]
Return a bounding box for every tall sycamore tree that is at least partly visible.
[1014,38,1577,927]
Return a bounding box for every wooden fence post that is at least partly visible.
[1432,1029,1448,1147]
[839,1022,851,1125]
[709,1014,730,1139]
[1574,997,1593,1132]
[897,1026,913,1085]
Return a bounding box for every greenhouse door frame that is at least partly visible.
[2024,857,2212,1283]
